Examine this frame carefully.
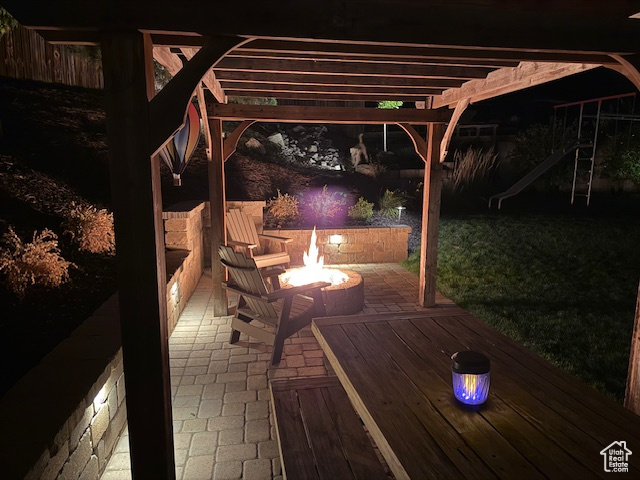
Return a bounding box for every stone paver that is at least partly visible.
[101,263,429,479]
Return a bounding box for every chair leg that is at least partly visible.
[271,332,286,365]
[230,328,241,344]
[272,296,294,365]
[229,313,250,344]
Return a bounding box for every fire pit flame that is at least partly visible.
[280,227,348,287]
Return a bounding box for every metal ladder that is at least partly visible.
[571,101,600,206]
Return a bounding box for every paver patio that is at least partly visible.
[101,263,450,480]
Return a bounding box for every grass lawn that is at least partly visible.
[403,211,640,402]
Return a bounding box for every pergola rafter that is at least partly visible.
[216,70,466,88]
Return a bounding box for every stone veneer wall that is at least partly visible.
[0,296,126,480]
[202,200,266,265]
[263,226,411,265]
[0,202,206,480]
[163,201,206,334]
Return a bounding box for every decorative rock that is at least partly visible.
[245,138,266,154]
[307,144,318,153]
[267,133,285,149]
[355,164,380,177]
[292,125,305,133]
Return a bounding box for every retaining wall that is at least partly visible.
[0,202,206,479]
[201,200,410,265]
[263,226,411,265]
[163,201,206,334]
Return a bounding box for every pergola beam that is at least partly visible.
[610,54,640,91]
[215,57,493,80]
[225,91,434,102]
[38,29,620,67]
[440,99,470,162]
[148,36,245,154]
[223,120,256,161]
[208,104,451,124]
[217,71,465,88]
[234,39,619,65]
[180,47,227,103]
[226,52,519,69]
[222,82,443,96]
[12,1,640,53]
[153,46,227,104]
[433,62,601,108]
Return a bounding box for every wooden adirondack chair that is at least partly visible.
[226,209,292,270]
[219,245,329,365]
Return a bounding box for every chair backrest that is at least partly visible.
[226,209,261,248]
[218,245,277,319]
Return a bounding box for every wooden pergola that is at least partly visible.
[4,2,640,478]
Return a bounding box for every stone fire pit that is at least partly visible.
[280,268,364,316]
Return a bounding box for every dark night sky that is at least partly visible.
[465,67,638,130]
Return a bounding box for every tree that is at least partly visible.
[377,101,403,151]
[0,8,17,38]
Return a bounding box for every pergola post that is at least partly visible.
[419,122,445,307]
[207,112,228,315]
[101,32,175,479]
[625,282,640,415]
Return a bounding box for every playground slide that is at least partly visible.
[488,142,582,209]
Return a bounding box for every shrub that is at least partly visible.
[368,160,387,177]
[267,190,300,226]
[450,146,499,194]
[0,227,74,298]
[602,126,640,184]
[379,189,406,218]
[509,123,555,175]
[348,197,374,221]
[508,122,577,187]
[0,8,17,37]
[304,185,348,224]
[64,203,115,254]
[606,146,640,183]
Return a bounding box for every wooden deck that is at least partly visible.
[312,308,640,480]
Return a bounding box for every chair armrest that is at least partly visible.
[265,281,331,301]
[228,239,258,249]
[261,267,286,279]
[258,234,293,244]
[222,282,264,302]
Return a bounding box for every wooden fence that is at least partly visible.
[0,25,103,89]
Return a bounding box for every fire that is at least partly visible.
[280,227,348,287]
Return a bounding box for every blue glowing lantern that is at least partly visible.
[451,351,490,406]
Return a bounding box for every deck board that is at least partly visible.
[270,376,387,480]
[312,310,640,480]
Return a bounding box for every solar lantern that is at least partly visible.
[451,351,490,406]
